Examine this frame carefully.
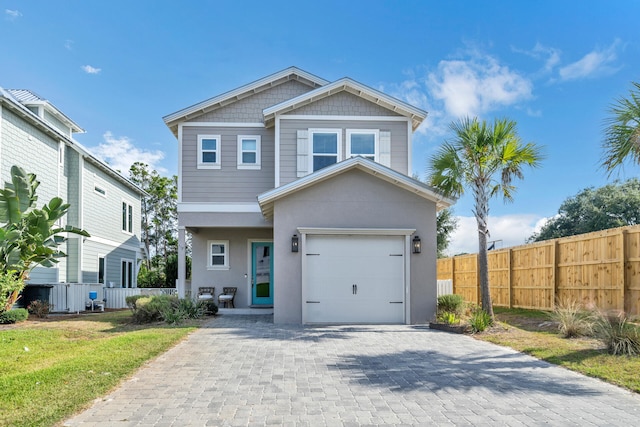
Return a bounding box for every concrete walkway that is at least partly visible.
[65,315,640,426]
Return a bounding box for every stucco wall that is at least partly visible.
[271,169,437,324]
[190,227,273,308]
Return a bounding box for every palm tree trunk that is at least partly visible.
[473,182,495,320]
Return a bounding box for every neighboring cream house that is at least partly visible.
[0,87,144,287]
[164,67,454,324]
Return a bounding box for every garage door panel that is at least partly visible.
[304,234,405,324]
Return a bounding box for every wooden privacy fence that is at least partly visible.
[437,225,640,315]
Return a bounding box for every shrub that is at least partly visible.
[0,271,25,312]
[549,299,595,338]
[137,265,165,288]
[125,295,146,313]
[132,295,177,323]
[437,294,465,316]
[469,307,493,333]
[594,312,640,356]
[0,308,29,324]
[199,299,218,316]
[437,311,459,325]
[27,300,53,318]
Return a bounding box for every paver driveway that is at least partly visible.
[65,315,640,426]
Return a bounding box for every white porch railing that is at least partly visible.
[43,283,177,312]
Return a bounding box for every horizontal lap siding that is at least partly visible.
[279,119,408,186]
[81,241,138,286]
[182,126,275,202]
[82,162,142,242]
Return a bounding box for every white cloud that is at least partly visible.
[428,54,533,118]
[513,43,561,74]
[65,40,74,50]
[81,65,101,74]
[5,9,22,20]
[446,213,548,256]
[90,132,166,174]
[559,40,621,81]
[387,52,533,138]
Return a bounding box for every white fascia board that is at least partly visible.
[258,157,455,209]
[181,122,265,127]
[178,202,262,213]
[263,78,427,123]
[163,67,329,125]
[278,115,410,122]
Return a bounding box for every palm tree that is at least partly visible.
[428,117,543,319]
[601,81,640,175]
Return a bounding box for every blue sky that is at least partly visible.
[2,1,640,254]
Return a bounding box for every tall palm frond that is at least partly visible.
[602,82,640,176]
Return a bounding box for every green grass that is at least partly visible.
[0,311,202,427]
[477,307,640,393]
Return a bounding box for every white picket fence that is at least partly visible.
[44,283,177,312]
[437,279,453,297]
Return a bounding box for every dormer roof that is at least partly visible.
[263,78,427,131]
[7,89,85,134]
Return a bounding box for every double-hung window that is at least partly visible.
[197,135,221,169]
[237,135,261,169]
[346,129,378,162]
[309,129,341,172]
[208,240,229,270]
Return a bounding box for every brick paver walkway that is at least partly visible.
[64,315,640,426]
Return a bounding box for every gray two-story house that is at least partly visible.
[0,87,144,288]
[164,67,454,324]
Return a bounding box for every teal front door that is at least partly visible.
[252,242,273,305]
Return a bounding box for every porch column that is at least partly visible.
[178,226,186,298]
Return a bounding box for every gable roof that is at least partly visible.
[7,89,84,134]
[163,67,328,136]
[262,77,427,131]
[257,157,455,220]
[0,87,145,196]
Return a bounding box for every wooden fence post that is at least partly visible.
[552,239,558,310]
[451,257,456,295]
[621,228,627,313]
[507,248,512,308]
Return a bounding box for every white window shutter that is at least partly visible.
[297,130,309,177]
[379,131,391,167]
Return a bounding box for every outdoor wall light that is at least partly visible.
[412,235,422,254]
[291,234,299,252]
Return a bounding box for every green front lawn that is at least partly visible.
[0,311,202,427]
[476,307,640,393]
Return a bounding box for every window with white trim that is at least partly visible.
[98,256,106,284]
[347,129,378,162]
[237,135,261,169]
[122,201,133,234]
[207,240,229,269]
[309,129,341,172]
[121,259,134,288]
[94,184,106,197]
[197,135,221,169]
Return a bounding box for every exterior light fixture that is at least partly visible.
[291,234,299,252]
[412,235,421,254]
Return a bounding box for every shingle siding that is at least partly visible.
[283,91,402,117]
[181,126,275,202]
[186,80,314,123]
[278,118,409,186]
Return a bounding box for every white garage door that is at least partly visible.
[304,234,405,323]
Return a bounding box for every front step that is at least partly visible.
[218,307,274,315]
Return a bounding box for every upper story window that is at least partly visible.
[94,184,107,197]
[309,129,342,172]
[122,201,133,234]
[207,240,229,270]
[347,129,378,162]
[197,135,221,169]
[237,135,261,170]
